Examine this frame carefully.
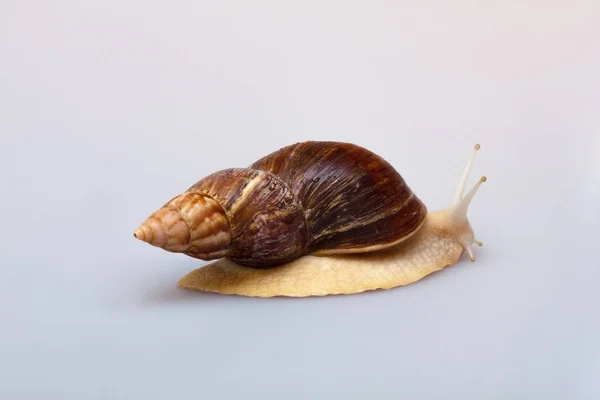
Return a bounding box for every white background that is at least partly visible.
[1,1,599,398]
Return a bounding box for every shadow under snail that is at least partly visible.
[134,141,486,297]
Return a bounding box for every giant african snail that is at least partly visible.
[134,141,486,297]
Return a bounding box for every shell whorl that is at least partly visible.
[187,168,309,268]
[134,193,231,259]
[250,141,427,255]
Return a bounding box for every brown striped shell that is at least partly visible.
[134,141,427,268]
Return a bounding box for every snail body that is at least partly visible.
[135,141,486,297]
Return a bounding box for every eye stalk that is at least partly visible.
[453,144,481,205]
[448,144,487,261]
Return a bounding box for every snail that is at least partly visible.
[134,141,486,297]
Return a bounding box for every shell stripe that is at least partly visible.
[226,175,264,229]
[166,193,232,257]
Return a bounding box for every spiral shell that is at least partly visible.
[187,168,308,267]
[134,141,427,268]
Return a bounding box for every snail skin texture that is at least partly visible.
[134,141,486,297]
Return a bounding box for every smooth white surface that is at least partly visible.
[1,1,599,398]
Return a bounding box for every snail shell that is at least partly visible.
[135,141,427,268]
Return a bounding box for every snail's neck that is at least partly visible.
[413,208,477,262]
[427,209,474,242]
